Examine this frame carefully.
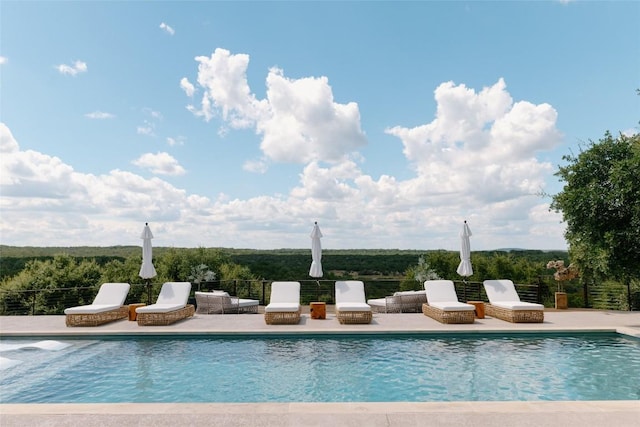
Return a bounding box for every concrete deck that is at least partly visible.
[1,308,640,426]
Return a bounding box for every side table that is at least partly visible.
[310,302,326,319]
[129,303,146,321]
[466,301,485,319]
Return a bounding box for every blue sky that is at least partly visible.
[1,1,638,251]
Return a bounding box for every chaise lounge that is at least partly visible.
[136,282,195,326]
[421,280,475,324]
[335,280,373,324]
[264,281,301,324]
[483,279,544,323]
[64,282,130,327]
[195,290,259,314]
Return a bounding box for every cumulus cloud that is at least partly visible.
[1,69,567,250]
[159,22,175,35]
[56,60,87,76]
[386,78,562,204]
[180,77,195,97]
[0,123,19,154]
[185,48,367,165]
[132,152,186,176]
[85,111,115,119]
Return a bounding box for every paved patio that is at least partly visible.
[1,308,640,426]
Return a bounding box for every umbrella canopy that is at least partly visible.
[456,221,473,277]
[139,223,157,280]
[309,222,323,278]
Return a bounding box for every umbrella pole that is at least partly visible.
[146,280,152,305]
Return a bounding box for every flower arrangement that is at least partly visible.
[546,260,579,292]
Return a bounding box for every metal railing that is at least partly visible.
[0,279,550,316]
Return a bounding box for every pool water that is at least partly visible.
[1,333,639,403]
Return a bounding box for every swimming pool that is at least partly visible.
[1,333,639,403]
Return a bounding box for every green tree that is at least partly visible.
[551,131,640,308]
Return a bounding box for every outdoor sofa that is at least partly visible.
[367,290,427,313]
[195,290,259,314]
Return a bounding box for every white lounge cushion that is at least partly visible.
[428,301,475,312]
[136,303,185,313]
[335,281,371,312]
[367,298,387,308]
[336,302,371,312]
[237,298,259,308]
[491,301,544,311]
[64,304,122,315]
[264,303,300,312]
[265,282,300,312]
[136,282,191,313]
[64,283,130,315]
[483,280,544,310]
[483,280,522,303]
[423,280,475,311]
[155,282,192,305]
[394,290,426,296]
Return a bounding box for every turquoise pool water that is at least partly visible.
[1,333,639,403]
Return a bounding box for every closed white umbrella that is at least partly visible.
[456,221,473,277]
[309,222,323,278]
[139,223,157,304]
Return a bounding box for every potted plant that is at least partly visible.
[546,260,578,309]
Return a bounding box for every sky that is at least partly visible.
[1,1,639,252]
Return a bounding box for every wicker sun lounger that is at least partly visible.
[195,291,259,314]
[136,282,195,326]
[64,283,130,327]
[264,281,301,324]
[483,279,544,323]
[421,280,475,324]
[335,280,373,324]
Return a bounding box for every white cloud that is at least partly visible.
[0,56,7,65]
[0,123,19,154]
[180,77,195,97]
[1,69,568,250]
[56,60,87,76]
[385,78,562,205]
[159,22,175,35]
[243,158,269,174]
[132,152,186,176]
[85,111,115,119]
[137,126,153,136]
[185,48,367,165]
[166,136,186,146]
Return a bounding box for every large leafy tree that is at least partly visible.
[551,131,640,304]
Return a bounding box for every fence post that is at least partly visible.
[31,289,37,316]
[583,278,589,308]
